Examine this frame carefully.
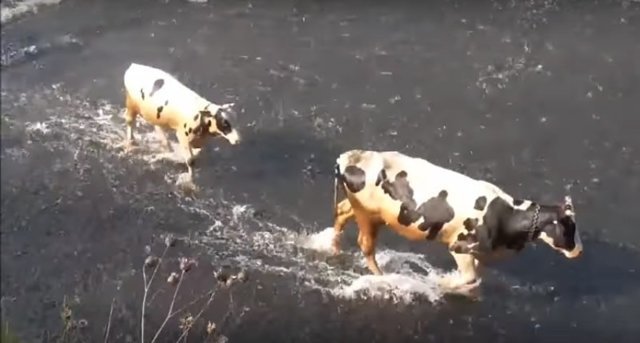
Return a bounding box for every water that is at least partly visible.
[2,0,640,342]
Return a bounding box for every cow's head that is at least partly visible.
[538,196,583,259]
[201,102,240,145]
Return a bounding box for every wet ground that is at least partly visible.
[2,0,640,342]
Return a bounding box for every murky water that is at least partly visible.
[2,0,640,342]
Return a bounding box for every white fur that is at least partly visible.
[337,150,512,220]
[122,63,240,177]
[123,63,224,129]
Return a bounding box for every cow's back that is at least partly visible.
[124,63,206,128]
[383,152,513,231]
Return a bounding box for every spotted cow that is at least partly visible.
[332,149,583,292]
[123,62,240,176]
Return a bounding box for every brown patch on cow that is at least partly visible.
[140,89,145,100]
[346,151,364,166]
[149,78,165,97]
[194,113,200,121]
[156,106,164,119]
[474,196,487,211]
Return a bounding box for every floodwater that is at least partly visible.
[1,0,640,342]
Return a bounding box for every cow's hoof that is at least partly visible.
[123,140,139,153]
[176,173,198,195]
[438,274,481,296]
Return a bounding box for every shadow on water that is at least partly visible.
[489,236,640,299]
[192,125,345,225]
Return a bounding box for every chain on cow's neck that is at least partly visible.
[529,203,541,241]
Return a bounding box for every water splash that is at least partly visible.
[297,227,336,253]
[330,250,448,303]
[2,84,461,305]
[1,0,62,24]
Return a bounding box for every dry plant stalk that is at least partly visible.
[139,235,248,343]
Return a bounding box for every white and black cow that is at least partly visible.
[122,62,240,176]
[332,149,583,292]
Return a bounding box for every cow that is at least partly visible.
[331,149,583,293]
[122,62,240,177]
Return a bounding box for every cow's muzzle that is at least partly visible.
[225,130,240,145]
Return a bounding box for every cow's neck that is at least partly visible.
[494,200,559,250]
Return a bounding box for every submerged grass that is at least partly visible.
[1,321,22,343]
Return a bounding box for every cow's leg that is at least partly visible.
[154,125,172,152]
[355,213,382,275]
[332,198,355,254]
[123,92,138,150]
[176,131,195,177]
[440,251,482,293]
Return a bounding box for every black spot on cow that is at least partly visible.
[452,232,479,254]
[381,173,454,237]
[463,218,479,231]
[381,171,415,207]
[194,113,200,122]
[475,197,540,252]
[558,215,577,251]
[474,196,487,211]
[140,89,145,100]
[214,110,233,135]
[398,203,421,226]
[416,192,455,239]
[340,165,366,193]
[513,199,524,206]
[375,169,387,186]
[156,106,164,119]
[183,123,187,129]
[184,131,189,137]
[149,79,164,97]
[457,232,477,243]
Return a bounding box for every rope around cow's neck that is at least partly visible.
[529,203,541,241]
